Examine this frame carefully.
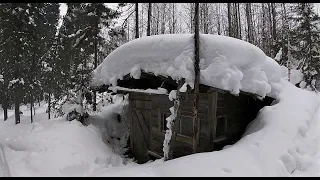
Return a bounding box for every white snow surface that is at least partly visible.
[1,80,320,176]
[0,103,125,177]
[108,86,168,95]
[92,34,291,98]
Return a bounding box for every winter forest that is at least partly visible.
[1,3,320,177]
[0,3,319,124]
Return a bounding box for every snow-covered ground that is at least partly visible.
[0,103,126,177]
[0,79,320,176]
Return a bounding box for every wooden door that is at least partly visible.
[130,98,152,163]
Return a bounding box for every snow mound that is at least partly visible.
[0,114,125,176]
[91,80,320,177]
[92,34,286,98]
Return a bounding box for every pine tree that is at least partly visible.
[291,3,320,87]
[0,3,33,124]
[53,3,121,118]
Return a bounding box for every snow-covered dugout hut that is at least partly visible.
[91,34,283,163]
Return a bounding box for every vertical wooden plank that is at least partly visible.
[196,114,201,152]
[129,94,134,153]
[206,92,214,151]
[211,92,218,150]
[157,108,161,131]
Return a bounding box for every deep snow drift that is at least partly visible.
[0,103,127,177]
[92,34,302,98]
[0,80,320,177]
[90,80,320,177]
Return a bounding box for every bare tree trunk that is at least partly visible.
[203,3,209,34]
[237,3,241,39]
[233,3,238,38]
[267,3,273,56]
[127,20,130,41]
[147,3,152,36]
[30,96,33,123]
[3,63,8,121]
[139,3,144,37]
[228,3,232,37]
[261,3,267,52]
[190,3,195,33]
[135,3,139,39]
[172,4,175,34]
[3,92,8,121]
[192,2,200,154]
[246,3,254,43]
[271,3,277,57]
[217,4,221,35]
[161,3,166,34]
[3,107,8,121]
[48,92,51,120]
[14,95,20,124]
[93,16,98,111]
[156,5,160,35]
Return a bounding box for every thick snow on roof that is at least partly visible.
[92,34,289,98]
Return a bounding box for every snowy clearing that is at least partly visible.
[1,80,320,176]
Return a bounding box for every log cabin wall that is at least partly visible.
[129,91,216,163]
[127,87,272,163]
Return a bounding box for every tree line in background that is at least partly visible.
[122,3,319,86]
[0,3,319,124]
[0,3,124,124]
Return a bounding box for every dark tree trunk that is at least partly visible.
[262,3,267,53]
[14,95,20,124]
[246,3,254,43]
[3,62,8,121]
[228,3,232,37]
[48,92,51,120]
[217,4,221,35]
[135,3,139,39]
[271,3,277,57]
[267,3,273,56]
[3,108,8,121]
[161,4,165,34]
[238,3,241,39]
[30,96,33,123]
[172,4,175,34]
[147,3,151,36]
[192,2,200,154]
[3,92,8,121]
[234,3,239,38]
[93,17,98,111]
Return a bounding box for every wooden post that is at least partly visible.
[192,3,200,154]
[164,80,183,161]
